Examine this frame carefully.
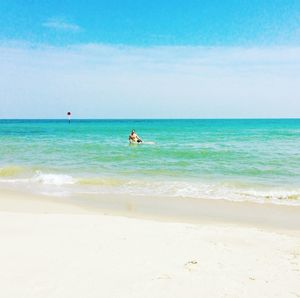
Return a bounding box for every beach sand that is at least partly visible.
[0,189,300,298]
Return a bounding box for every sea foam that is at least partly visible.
[33,172,76,186]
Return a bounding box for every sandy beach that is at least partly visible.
[2,0,300,296]
[1,190,300,298]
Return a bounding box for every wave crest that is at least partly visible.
[33,172,76,186]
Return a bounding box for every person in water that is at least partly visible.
[129,130,142,143]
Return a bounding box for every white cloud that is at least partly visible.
[42,18,82,32]
[0,42,299,118]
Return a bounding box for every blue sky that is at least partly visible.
[0,1,300,118]
[1,0,300,46]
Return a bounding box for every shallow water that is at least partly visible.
[0,119,300,205]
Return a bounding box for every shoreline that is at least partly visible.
[1,188,300,232]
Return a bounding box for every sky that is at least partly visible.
[0,0,300,118]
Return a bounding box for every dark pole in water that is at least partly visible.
[67,112,72,124]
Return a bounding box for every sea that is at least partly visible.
[0,119,300,205]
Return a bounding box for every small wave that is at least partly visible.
[115,180,300,205]
[33,172,76,186]
[143,141,156,145]
[1,170,299,206]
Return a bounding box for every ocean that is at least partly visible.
[0,119,300,205]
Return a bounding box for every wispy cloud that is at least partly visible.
[0,41,299,118]
[42,18,82,32]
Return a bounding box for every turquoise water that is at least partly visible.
[0,119,300,204]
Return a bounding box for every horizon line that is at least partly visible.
[1,117,300,121]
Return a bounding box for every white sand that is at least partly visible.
[0,190,300,298]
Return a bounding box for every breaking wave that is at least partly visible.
[0,168,300,205]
